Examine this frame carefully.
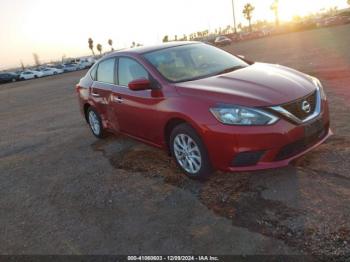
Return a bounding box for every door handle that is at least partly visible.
[91,92,100,97]
[113,96,123,103]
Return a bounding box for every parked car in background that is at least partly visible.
[214,36,232,46]
[19,70,43,80]
[316,15,350,27]
[49,64,65,71]
[63,64,79,72]
[77,61,91,69]
[76,42,331,179]
[72,63,85,70]
[0,72,20,83]
[52,67,64,74]
[41,67,64,76]
[78,58,95,69]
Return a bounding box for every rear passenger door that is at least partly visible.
[90,58,116,129]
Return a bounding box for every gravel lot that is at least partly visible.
[1,25,350,256]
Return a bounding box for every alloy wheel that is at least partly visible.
[173,134,202,174]
[88,110,101,135]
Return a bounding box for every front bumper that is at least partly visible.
[202,101,331,172]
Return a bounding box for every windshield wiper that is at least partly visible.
[214,65,246,76]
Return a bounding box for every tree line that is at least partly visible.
[87,38,144,56]
[88,38,114,56]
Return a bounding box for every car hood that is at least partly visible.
[174,63,316,107]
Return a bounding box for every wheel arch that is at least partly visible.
[83,103,92,123]
[163,116,204,155]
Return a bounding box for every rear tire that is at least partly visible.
[170,123,213,180]
[87,107,105,138]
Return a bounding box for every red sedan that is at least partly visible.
[76,42,331,179]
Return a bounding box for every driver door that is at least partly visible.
[111,56,164,142]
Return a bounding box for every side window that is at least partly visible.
[90,64,98,80]
[96,58,115,84]
[118,57,149,86]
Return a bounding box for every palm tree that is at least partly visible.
[243,3,255,32]
[33,53,40,66]
[20,60,25,71]
[96,44,102,55]
[88,38,95,56]
[108,39,114,51]
[271,0,279,27]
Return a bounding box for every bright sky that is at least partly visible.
[0,0,348,69]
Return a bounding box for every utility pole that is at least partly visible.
[232,0,237,34]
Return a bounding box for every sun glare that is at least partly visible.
[278,1,306,21]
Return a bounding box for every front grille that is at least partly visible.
[281,91,317,121]
[275,120,328,161]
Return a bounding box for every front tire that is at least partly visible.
[170,123,213,180]
[87,107,105,138]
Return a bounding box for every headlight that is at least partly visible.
[210,105,279,126]
[310,76,327,100]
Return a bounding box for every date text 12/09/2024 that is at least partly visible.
[127,256,219,261]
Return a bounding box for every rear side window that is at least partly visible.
[90,64,98,80]
[118,57,149,86]
[96,58,115,84]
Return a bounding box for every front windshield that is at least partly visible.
[143,43,248,83]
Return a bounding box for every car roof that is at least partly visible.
[104,41,201,58]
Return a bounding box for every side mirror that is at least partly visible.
[128,78,151,91]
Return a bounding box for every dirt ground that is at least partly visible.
[0,25,349,256]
